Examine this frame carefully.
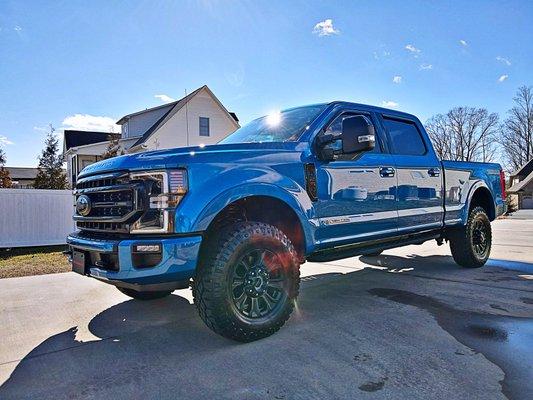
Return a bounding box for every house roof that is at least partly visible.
[129,85,240,149]
[4,167,39,180]
[64,130,111,151]
[510,159,533,178]
[508,170,533,193]
[116,86,239,126]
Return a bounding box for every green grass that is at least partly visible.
[0,246,71,279]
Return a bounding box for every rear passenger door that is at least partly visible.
[379,115,444,233]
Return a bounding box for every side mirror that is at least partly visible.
[341,115,376,154]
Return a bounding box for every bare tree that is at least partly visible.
[425,107,499,162]
[101,133,124,160]
[499,86,533,172]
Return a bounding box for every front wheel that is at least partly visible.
[117,287,172,300]
[449,206,492,268]
[193,222,300,342]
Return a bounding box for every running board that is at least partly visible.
[307,230,442,262]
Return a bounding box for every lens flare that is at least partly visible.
[266,111,282,126]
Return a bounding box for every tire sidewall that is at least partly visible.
[467,208,492,263]
[219,231,297,331]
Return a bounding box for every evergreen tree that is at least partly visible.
[33,125,68,189]
[0,147,12,188]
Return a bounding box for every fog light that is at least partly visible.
[133,244,161,253]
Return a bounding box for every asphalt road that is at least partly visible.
[0,218,532,400]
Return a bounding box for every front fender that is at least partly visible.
[174,168,316,253]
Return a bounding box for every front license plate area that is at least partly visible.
[72,250,87,275]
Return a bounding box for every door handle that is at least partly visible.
[428,168,440,177]
[379,167,395,178]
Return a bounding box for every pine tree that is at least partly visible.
[101,133,124,159]
[33,125,68,189]
[0,147,12,188]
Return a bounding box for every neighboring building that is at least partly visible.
[508,159,533,209]
[63,85,239,186]
[4,167,39,188]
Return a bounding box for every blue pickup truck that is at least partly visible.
[67,102,506,341]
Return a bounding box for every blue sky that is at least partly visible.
[1,0,531,166]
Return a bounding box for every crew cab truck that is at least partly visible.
[67,102,506,341]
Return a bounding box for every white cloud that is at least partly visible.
[154,94,176,103]
[496,56,511,66]
[382,101,399,108]
[312,19,339,36]
[62,114,119,133]
[405,44,421,54]
[419,63,433,70]
[14,25,22,32]
[498,74,508,83]
[0,135,14,146]
[459,39,468,46]
[392,75,402,84]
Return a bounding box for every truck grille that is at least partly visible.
[74,171,146,233]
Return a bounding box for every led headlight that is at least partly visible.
[129,169,188,234]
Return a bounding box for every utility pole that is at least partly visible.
[185,89,190,146]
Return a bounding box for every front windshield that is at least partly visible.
[220,104,326,144]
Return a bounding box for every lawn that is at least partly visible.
[0,246,70,279]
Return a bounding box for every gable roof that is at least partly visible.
[129,85,240,149]
[4,167,39,180]
[64,130,111,151]
[510,159,533,178]
[508,169,533,193]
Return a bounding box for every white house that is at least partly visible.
[64,85,239,186]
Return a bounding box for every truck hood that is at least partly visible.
[78,142,308,178]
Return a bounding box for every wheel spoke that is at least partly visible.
[234,291,248,312]
[250,297,261,317]
[232,277,244,289]
[261,293,276,311]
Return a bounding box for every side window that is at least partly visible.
[199,117,210,137]
[383,117,426,156]
[322,113,380,159]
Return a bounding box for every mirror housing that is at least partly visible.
[341,115,376,154]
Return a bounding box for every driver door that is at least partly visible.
[313,111,398,247]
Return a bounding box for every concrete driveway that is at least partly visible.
[0,218,532,400]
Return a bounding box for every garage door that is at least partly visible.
[522,194,533,209]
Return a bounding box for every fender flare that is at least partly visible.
[178,182,316,254]
[461,180,495,222]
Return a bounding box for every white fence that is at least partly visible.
[0,189,75,248]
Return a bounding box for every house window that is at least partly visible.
[199,117,210,136]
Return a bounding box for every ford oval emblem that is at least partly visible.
[76,195,92,216]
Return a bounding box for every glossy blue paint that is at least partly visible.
[67,234,202,285]
[71,101,505,289]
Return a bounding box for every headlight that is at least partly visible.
[129,169,188,234]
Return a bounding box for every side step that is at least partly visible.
[307,230,442,262]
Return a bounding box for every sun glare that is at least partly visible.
[266,111,282,126]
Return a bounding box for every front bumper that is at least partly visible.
[66,232,202,291]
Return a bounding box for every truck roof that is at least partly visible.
[323,101,420,121]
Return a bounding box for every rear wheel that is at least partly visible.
[117,287,172,300]
[193,221,300,342]
[449,206,492,268]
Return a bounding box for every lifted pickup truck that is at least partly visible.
[67,102,506,341]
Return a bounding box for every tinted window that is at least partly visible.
[199,117,210,136]
[383,118,426,155]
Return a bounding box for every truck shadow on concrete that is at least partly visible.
[1,255,532,399]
